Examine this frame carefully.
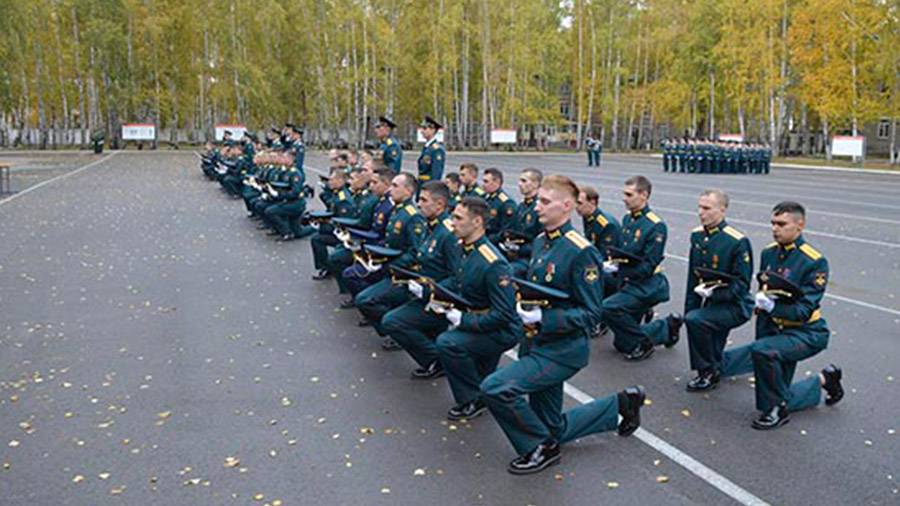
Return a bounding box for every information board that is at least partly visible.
[831,136,865,157]
[215,124,247,141]
[490,129,517,144]
[121,124,156,141]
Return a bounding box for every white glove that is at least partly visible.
[425,301,446,314]
[348,242,361,252]
[602,261,618,274]
[363,259,382,274]
[445,308,462,328]
[694,284,715,299]
[516,303,542,325]
[408,280,424,299]
[501,241,520,253]
[309,221,320,231]
[334,229,350,243]
[754,291,776,312]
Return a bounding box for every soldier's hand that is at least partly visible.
[334,229,350,243]
[516,303,542,325]
[500,240,519,253]
[602,261,619,274]
[445,308,462,328]
[694,284,715,299]
[363,259,382,274]
[425,301,446,314]
[408,280,424,299]
[754,291,776,312]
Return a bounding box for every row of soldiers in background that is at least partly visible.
[662,138,772,174]
[199,128,842,474]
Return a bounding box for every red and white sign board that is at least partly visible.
[490,129,517,144]
[416,128,445,144]
[831,136,865,157]
[121,124,156,141]
[215,124,247,141]
[718,134,744,143]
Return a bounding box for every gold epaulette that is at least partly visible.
[723,226,745,240]
[442,218,454,231]
[596,214,609,227]
[386,138,393,146]
[692,225,704,233]
[645,211,662,224]
[799,243,822,260]
[478,244,498,263]
[498,193,509,202]
[565,230,591,250]
[404,204,418,215]
[338,191,346,201]
[474,187,485,195]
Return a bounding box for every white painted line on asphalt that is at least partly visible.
[503,349,770,506]
[0,152,117,207]
[665,253,900,316]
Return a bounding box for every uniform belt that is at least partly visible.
[654,265,664,274]
[468,308,490,315]
[771,309,821,329]
[418,175,431,181]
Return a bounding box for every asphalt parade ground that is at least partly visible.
[0,150,897,505]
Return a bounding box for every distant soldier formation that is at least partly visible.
[198,117,842,475]
[662,138,772,174]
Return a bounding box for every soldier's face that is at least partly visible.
[452,206,481,241]
[418,191,443,220]
[536,187,572,229]
[444,178,459,192]
[372,178,389,196]
[622,185,647,212]
[483,174,501,193]
[771,212,804,245]
[518,174,538,197]
[328,174,345,190]
[459,169,476,186]
[390,176,412,202]
[697,195,726,228]
[375,124,388,139]
[575,192,595,216]
[422,126,436,140]
[350,173,367,191]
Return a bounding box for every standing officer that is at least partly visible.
[374,116,403,173]
[498,168,543,277]
[716,201,843,429]
[678,189,753,391]
[480,175,645,475]
[585,136,598,166]
[483,168,518,243]
[431,197,521,421]
[379,181,462,365]
[417,116,446,186]
[601,176,677,361]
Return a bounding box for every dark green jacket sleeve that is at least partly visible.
[541,248,604,336]
[459,263,519,333]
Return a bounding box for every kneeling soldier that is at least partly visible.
[717,201,843,429]
[480,175,645,475]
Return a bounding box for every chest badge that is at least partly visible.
[545,262,555,283]
[712,254,719,269]
[634,229,641,241]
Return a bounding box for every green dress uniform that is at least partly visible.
[262,167,308,237]
[718,237,831,413]
[684,222,753,374]
[486,189,518,243]
[329,195,395,293]
[602,206,672,354]
[310,186,360,270]
[583,208,623,298]
[380,214,463,365]
[481,223,621,456]
[380,135,403,173]
[461,183,486,199]
[417,138,446,184]
[435,237,521,407]
[502,196,542,277]
[344,199,426,297]
[356,212,460,337]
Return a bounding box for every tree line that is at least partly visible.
[0,0,897,162]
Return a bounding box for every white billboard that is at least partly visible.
[831,136,865,157]
[490,129,517,144]
[121,124,156,141]
[215,124,247,141]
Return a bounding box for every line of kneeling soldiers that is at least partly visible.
[199,151,844,475]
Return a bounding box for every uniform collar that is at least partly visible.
[523,195,535,205]
[428,211,448,229]
[424,137,437,148]
[631,205,650,218]
[396,198,413,208]
[462,234,487,254]
[705,219,726,235]
[546,221,573,241]
[780,234,805,252]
